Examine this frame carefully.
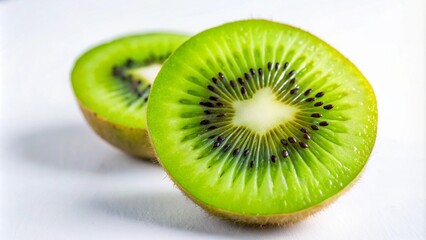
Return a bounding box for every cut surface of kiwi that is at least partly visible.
[147,20,377,225]
[72,33,189,160]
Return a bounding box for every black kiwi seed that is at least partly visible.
[208,85,215,92]
[290,88,299,95]
[238,78,245,85]
[200,119,210,125]
[275,62,280,70]
[244,73,250,80]
[288,70,296,77]
[258,68,263,76]
[299,142,309,148]
[229,80,236,89]
[311,125,320,130]
[283,62,289,70]
[125,58,134,67]
[217,135,224,142]
[315,92,325,98]
[271,155,277,163]
[303,133,311,140]
[144,97,148,102]
[314,102,324,107]
[311,113,322,118]
[289,78,296,85]
[217,113,226,117]
[300,127,308,134]
[267,62,272,70]
[216,102,224,107]
[223,144,231,152]
[130,81,139,91]
[288,137,296,143]
[212,77,218,84]
[218,72,225,80]
[243,149,250,157]
[280,139,288,146]
[213,141,221,148]
[241,87,246,95]
[324,104,334,110]
[250,68,256,76]
[209,96,218,101]
[130,82,139,92]
[112,66,123,77]
[304,88,313,96]
[233,148,240,155]
[319,121,329,126]
[207,126,217,131]
[204,110,212,115]
[306,97,315,102]
[281,150,289,158]
[249,160,254,168]
[200,102,214,107]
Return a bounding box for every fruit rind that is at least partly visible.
[80,102,156,160]
[166,160,366,225]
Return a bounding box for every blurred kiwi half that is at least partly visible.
[72,33,189,160]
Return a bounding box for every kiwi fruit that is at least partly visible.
[147,20,377,225]
[71,33,189,160]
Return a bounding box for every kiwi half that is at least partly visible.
[147,20,377,225]
[72,33,189,160]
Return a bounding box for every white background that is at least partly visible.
[1,0,425,239]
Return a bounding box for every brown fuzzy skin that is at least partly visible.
[152,135,366,226]
[79,103,156,161]
[193,169,364,226]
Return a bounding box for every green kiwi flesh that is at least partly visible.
[147,20,377,224]
[72,33,189,160]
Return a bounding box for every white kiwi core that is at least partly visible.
[232,87,299,135]
[132,63,162,83]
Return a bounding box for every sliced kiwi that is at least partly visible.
[147,20,378,225]
[72,33,189,160]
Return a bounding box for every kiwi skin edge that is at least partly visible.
[191,169,364,226]
[79,102,156,161]
[149,130,366,225]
